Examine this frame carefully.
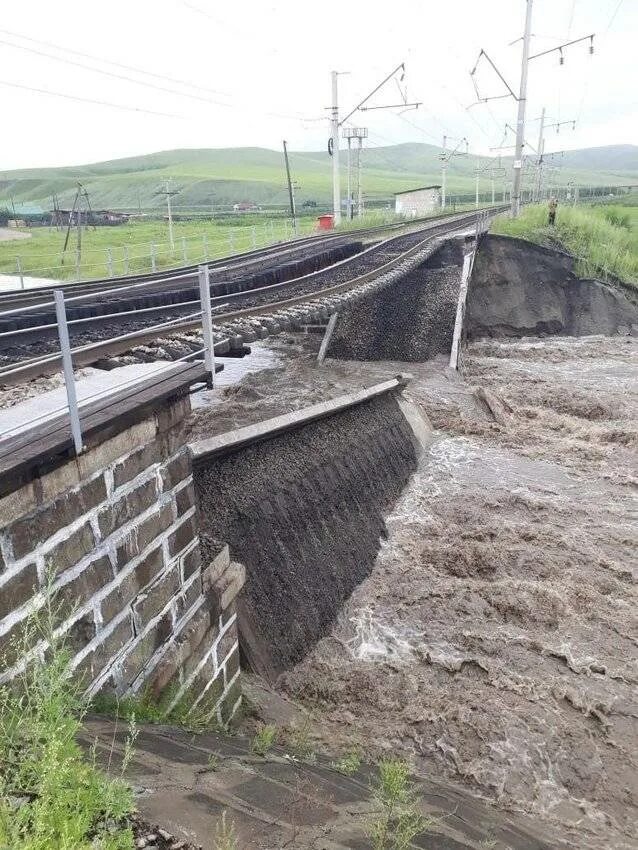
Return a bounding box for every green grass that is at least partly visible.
[91,680,227,734]
[0,203,481,283]
[369,759,433,850]
[1,143,635,217]
[250,724,277,757]
[331,748,362,776]
[491,203,638,287]
[0,217,316,282]
[0,601,136,850]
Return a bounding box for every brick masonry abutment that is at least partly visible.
[0,386,243,726]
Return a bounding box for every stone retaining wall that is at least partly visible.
[0,394,242,725]
[193,391,420,682]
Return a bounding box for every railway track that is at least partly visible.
[0,210,474,314]
[0,207,505,385]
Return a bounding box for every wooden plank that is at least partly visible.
[191,376,408,464]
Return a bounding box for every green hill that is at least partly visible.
[1,143,636,212]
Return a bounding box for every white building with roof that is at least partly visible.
[394,185,442,217]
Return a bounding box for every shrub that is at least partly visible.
[0,606,136,850]
[369,758,433,850]
[251,724,277,757]
[331,748,362,776]
[602,206,630,230]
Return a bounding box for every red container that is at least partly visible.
[317,214,334,231]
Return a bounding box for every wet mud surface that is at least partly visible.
[194,333,638,850]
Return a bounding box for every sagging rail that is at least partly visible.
[0,208,484,313]
[0,206,506,386]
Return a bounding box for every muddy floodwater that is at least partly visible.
[274,334,638,850]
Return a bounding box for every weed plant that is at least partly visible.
[251,724,277,757]
[331,748,362,776]
[369,758,433,850]
[0,600,136,850]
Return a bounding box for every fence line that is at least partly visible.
[1,205,497,286]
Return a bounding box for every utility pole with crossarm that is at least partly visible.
[469,1,594,217]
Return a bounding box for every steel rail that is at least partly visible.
[0,208,505,385]
[0,207,496,312]
[0,212,470,344]
[0,232,355,316]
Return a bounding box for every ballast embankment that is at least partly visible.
[191,378,430,682]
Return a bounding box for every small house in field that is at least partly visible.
[394,185,442,217]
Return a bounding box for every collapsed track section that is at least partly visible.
[0,207,506,383]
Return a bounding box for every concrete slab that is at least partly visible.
[85,717,560,850]
[0,362,184,439]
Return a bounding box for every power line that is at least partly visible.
[0,27,231,97]
[604,0,624,35]
[566,0,577,37]
[394,112,440,144]
[576,0,623,126]
[0,79,182,118]
[0,37,234,108]
[0,28,322,124]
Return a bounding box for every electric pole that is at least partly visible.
[329,63,419,226]
[356,133,364,216]
[282,140,298,236]
[439,136,468,209]
[156,179,179,251]
[343,127,356,219]
[512,0,533,217]
[331,71,341,225]
[470,3,593,218]
[535,107,545,201]
[441,136,447,208]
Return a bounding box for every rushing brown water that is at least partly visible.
[279,335,637,850]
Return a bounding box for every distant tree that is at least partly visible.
[302,199,317,208]
[0,207,10,226]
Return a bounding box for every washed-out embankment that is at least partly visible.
[191,382,430,682]
[467,234,638,338]
[189,230,637,683]
[186,230,637,849]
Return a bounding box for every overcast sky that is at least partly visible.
[1,0,635,170]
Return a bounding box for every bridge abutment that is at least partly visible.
[0,375,243,725]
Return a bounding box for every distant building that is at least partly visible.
[2,203,47,227]
[53,209,130,226]
[394,185,442,217]
[232,202,258,212]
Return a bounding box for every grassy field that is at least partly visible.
[0,202,493,284]
[1,143,636,213]
[0,207,429,283]
[492,203,638,287]
[0,216,314,282]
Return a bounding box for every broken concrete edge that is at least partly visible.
[189,375,410,464]
[395,395,433,451]
[449,249,477,370]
